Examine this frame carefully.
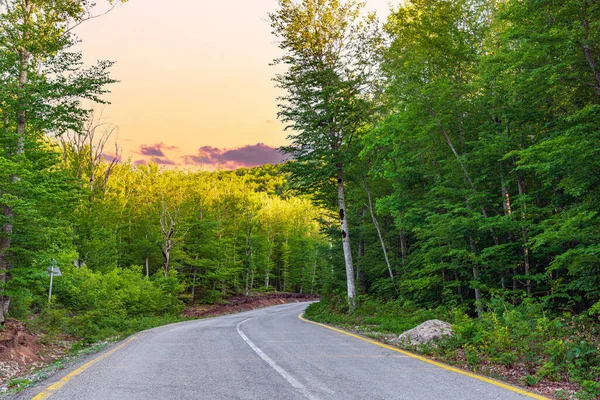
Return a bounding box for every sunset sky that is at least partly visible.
[75,0,392,169]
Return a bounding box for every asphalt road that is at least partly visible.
[17,302,538,400]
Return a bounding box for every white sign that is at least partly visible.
[46,266,62,277]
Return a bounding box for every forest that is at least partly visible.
[0,0,328,341]
[270,0,600,396]
[1,0,599,397]
[270,0,600,316]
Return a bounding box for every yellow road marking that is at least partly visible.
[32,336,138,400]
[298,314,549,400]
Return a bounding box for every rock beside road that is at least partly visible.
[397,320,453,346]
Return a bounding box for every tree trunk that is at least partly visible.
[299,261,304,294]
[502,184,512,215]
[265,268,269,289]
[502,181,519,292]
[472,264,483,318]
[337,170,356,311]
[0,206,13,325]
[469,237,483,318]
[583,16,600,96]
[245,222,252,296]
[355,207,365,294]
[363,179,395,283]
[430,108,499,246]
[145,255,149,277]
[311,246,317,295]
[517,174,532,296]
[162,239,172,278]
[191,266,197,303]
[159,199,178,279]
[265,226,272,290]
[357,228,367,295]
[265,236,271,290]
[399,229,408,275]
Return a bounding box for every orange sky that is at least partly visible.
[75,0,392,168]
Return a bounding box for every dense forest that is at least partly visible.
[270,0,600,315]
[0,0,328,340]
[270,0,600,395]
[1,0,600,396]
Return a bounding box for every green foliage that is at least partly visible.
[1,2,600,395]
[305,294,455,334]
[3,158,328,340]
[303,0,600,320]
[7,377,32,393]
[430,298,600,397]
[0,0,330,348]
[39,266,184,341]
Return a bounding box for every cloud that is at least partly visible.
[133,155,176,166]
[162,143,180,151]
[138,142,179,157]
[154,157,176,166]
[101,153,121,163]
[183,143,286,169]
[139,144,164,157]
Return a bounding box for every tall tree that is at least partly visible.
[269,0,381,310]
[0,0,121,323]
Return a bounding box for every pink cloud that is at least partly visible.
[138,142,179,157]
[102,153,122,163]
[183,143,286,169]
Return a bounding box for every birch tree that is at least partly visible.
[269,0,381,310]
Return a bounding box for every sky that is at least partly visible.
[75,0,393,169]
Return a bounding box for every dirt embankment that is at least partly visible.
[0,320,73,385]
[184,293,319,318]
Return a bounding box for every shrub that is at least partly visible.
[37,266,185,341]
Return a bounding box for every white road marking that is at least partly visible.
[237,318,320,400]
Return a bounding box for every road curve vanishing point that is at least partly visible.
[20,302,546,400]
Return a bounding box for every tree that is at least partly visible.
[0,0,122,323]
[269,0,381,310]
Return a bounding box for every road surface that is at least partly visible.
[18,302,541,400]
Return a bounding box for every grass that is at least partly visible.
[6,378,32,393]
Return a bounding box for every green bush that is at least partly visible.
[37,266,185,341]
[432,298,600,397]
[305,294,455,333]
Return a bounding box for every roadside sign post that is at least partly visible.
[47,259,62,302]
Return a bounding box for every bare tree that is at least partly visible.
[59,110,121,195]
[159,197,179,277]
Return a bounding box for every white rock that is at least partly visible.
[397,319,453,346]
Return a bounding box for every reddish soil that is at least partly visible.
[0,320,74,385]
[184,293,319,318]
[0,320,40,365]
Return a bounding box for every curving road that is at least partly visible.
[17,302,541,400]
